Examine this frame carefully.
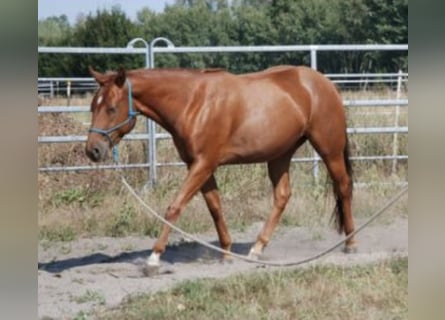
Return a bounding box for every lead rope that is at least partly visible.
[120,174,408,267]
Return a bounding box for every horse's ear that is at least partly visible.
[115,66,126,88]
[89,66,108,86]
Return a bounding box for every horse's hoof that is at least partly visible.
[343,245,358,254]
[247,249,262,260]
[141,264,160,277]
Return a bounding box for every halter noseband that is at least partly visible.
[89,79,140,149]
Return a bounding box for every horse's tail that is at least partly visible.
[331,132,353,234]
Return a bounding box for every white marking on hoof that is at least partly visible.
[141,252,161,277]
[247,248,261,260]
[147,252,160,266]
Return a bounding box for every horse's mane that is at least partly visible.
[200,68,226,73]
[126,67,228,79]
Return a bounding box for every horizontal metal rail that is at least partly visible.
[37,73,408,94]
[38,73,408,81]
[38,106,89,112]
[326,73,408,78]
[343,99,408,106]
[333,79,407,84]
[38,155,408,173]
[38,44,408,54]
[347,127,407,134]
[38,77,94,82]
[38,127,408,144]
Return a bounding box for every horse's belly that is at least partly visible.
[221,120,304,164]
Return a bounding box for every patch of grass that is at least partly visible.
[38,163,407,242]
[72,289,106,305]
[103,200,162,238]
[51,188,87,207]
[73,311,89,320]
[50,187,105,208]
[39,225,76,242]
[98,257,407,320]
[107,202,139,237]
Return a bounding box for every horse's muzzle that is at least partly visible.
[85,140,108,162]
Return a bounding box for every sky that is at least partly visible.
[38,0,175,24]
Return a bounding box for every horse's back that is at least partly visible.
[238,65,338,99]
[232,65,346,160]
[239,65,318,84]
[198,64,343,128]
[183,65,346,164]
[250,65,344,121]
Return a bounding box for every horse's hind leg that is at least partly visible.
[323,153,356,252]
[311,135,357,253]
[248,151,293,259]
[201,175,232,261]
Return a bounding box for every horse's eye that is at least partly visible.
[107,105,117,115]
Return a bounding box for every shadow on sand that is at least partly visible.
[38,240,253,273]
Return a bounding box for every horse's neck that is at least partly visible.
[130,70,193,133]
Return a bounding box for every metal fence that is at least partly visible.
[38,72,409,98]
[38,41,408,186]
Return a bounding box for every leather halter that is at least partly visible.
[88,79,139,148]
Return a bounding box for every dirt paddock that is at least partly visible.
[38,216,407,319]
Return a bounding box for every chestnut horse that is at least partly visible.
[86,65,356,270]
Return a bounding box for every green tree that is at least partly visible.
[318,0,370,73]
[38,15,75,76]
[69,6,142,75]
[38,14,72,45]
[137,0,238,69]
[38,0,407,77]
[361,0,408,72]
[229,3,277,72]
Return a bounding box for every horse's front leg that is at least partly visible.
[145,159,214,274]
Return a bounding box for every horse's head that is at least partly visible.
[86,66,139,162]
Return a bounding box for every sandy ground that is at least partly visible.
[38,217,407,319]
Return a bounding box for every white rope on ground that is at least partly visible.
[121,175,408,267]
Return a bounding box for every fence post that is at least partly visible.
[126,38,156,188]
[50,81,54,99]
[66,81,71,106]
[147,37,175,187]
[391,69,403,175]
[310,47,320,180]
